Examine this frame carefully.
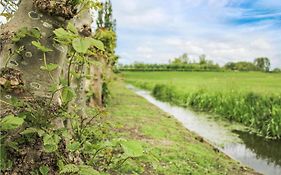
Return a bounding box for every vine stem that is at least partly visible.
[67,52,76,87]
[48,86,65,108]
[43,52,55,82]
[4,52,14,68]
[115,157,132,169]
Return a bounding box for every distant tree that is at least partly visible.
[104,0,113,29]
[224,62,236,70]
[254,57,271,72]
[273,68,281,73]
[224,61,258,71]
[199,54,207,65]
[206,60,214,65]
[171,57,182,64]
[97,0,116,31]
[181,53,189,64]
[171,53,190,64]
[97,5,104,28]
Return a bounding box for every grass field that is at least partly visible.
[124,72,281,95]
[123,71,281,138]
[108,81,257,174]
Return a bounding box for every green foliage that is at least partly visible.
[12,27,41,42]
[60,164,79,174]
[272,68,281,73]
[39,165,50,175]
[53,28,77,45]
[224,61,258,71]
[97,0,116,31]
[90,38,105,51]
[40,63,59,72]
[67,22,78,34]
[78,165,100,175]
[120,140,144,158]
[120,62,221,72]
[62,87,76,104]
[0,115,24,131]
[60,164,100,175]
[31,41,53,53]
[120,54,272,73]
[21,127,45,136]
[66,141,81,152]
[43,133,61,153]
[102,82,110,105]
[125,72,281,139]
[254,57,271,72]
[1,1,118,173]
[72,37,93,54]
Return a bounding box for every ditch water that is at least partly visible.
[127,85,281,175]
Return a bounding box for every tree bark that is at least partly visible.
[0,0,67,101]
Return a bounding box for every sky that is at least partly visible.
[111,0,281,68]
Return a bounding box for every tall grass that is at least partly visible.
[125,72,281,139]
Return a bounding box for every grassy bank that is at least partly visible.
[107,81,258,174]
[123,72,281,139]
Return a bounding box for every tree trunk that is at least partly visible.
[0,0,67,101]
[89,61,103,107]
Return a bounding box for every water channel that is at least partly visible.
[127,85,281,175]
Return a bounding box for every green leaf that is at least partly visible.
[79,165,100,175]
[48,83,59,93]
[57,160,64,171]
[66,141,81,152]
[60,164,79,174]
[39,165,50,175]
[12,27,41,42]
[40,63,59,72]
[54,28,77,39]
[72,37,92,53]
[67,22,78,34]
[6,141,18,151]
[53,28,77,44]
[43,134,61,153]
[32,41,53,52]
[12,27,28,42]
[59,78,68,86]
[62,130,72,140]
[82,141,96,154]
[0,115,24,131]
[29,28,41,39]
[21,127,45,137]
[0,146,7,169]
[120,140,144,158]
[61,87,76,104]
[89,38,105,51]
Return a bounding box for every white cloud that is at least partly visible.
[112,0,281,68]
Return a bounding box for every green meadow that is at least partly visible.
[108,81,256,175]
[123,71,281,138]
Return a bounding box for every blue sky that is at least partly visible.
[111,0,281,68]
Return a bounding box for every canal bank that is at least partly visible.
[128,85,281,175]
[108,81,258,175]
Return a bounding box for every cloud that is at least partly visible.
[112,0,281,68]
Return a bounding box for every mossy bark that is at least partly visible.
[0,0,67,100]
[0,0,105,118]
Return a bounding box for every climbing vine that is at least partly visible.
[0,0,146,174]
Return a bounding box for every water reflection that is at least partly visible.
[234,131,281,165]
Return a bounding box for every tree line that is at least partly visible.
[119,53,280,73]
